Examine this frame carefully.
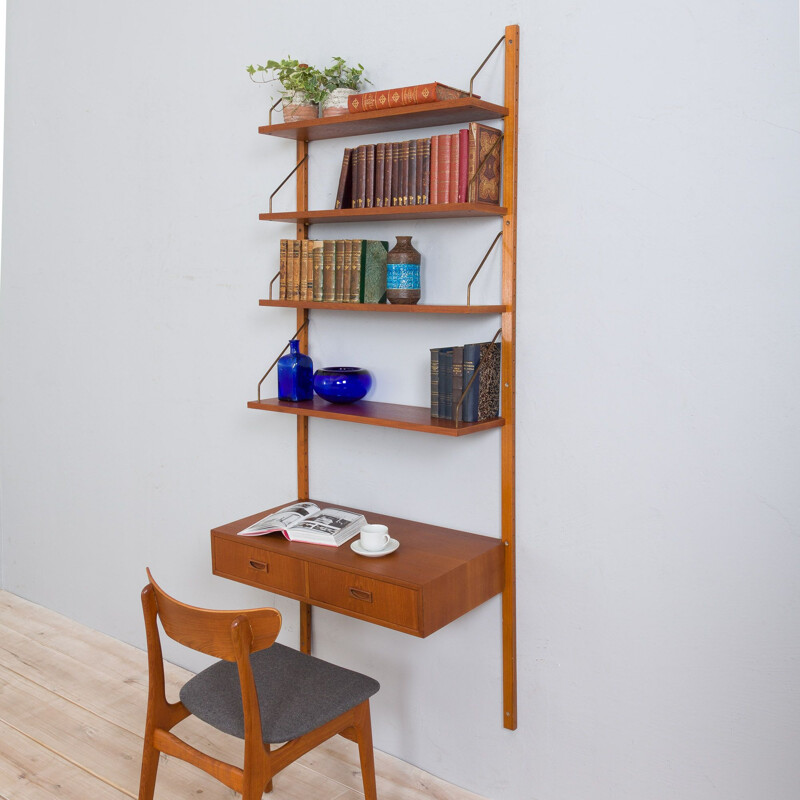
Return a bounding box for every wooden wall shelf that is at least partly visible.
[259,299,507,314]
[258,98,508,142]
[247,397,505,436]
[259,202,507,224]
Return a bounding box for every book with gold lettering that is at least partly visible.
[349,240,363,303]
[334,239,346,302]
[383,142,393,207]
[467,122,502,205]
[311,241,324,302]
[334,148,353,210]
[322,240,336,302]
[279,239,288,299]
[347,82,477,114]
[375,143,385,207]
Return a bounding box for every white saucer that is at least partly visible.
[351,537,400,557]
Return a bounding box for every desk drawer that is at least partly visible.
[213,539,306,597]
[308,563,419,632]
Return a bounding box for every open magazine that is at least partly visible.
[238,502,366,547]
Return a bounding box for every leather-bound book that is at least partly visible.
[457,128,469,203]
[334,240,346,302]
[391,142,401,206]
[421,138,431,204]
[450,346,464,422]
[414,138,424,204]
[342,239,353,302]
[430,136,439,205]
[438,347,453,420]
[291,240,301,300]
[437,134,451,206]
[449,132,460,204]
[407,139,417,206]
[462,341,501,422]
[349,240,363,303]
[347,82,477,113]
[335,148,353,209]
[300,239,310,300]
[356,145,367,208]
[467,122,502,204]
[365,144,375,208]
[322,240,336,302]
[400,140,410,206]
[349,148,358,208]
[357,240,389,303]
[311,241,324,302]
[279,239,288,299]
[383,143,393,207]
[430,348,440,418]
[375,143,385,208]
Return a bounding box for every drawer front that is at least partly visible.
[213,539,306,598]
[308,563,419,632]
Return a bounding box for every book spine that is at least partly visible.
[383,142,393,207]
[291,240,301,300]
[300,239,309,300]
[430,348,440,418]
[467,123,477,203]
[467,122,503,205]
[400,140,410,205]
[349,146,358,208]
[391,142,401,206]
[349,240,363,303]
[438,134,451,207]
[430,135,439,205]
[356,145,367,208]
[347,82,472,113]
[334,239,346,302]
[375,143,385,208]
[407,139,417,206]
[322,240,336,302]
[461,343,481,423]
[438,347,453,420]
[334,148,352,210]
[477,342,502,421]
[365,144,375,208]
[421,138,430,204]
[279,239,287,299]
[450,346,464,422]
[360,240,388,303]
[415,138,424,204]
[312,241,324,302]
[342,239,352,302]
[458,128,469,203]
[449,132,460,204]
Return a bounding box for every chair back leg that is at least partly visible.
[137,727,160,800]
[353,700,378,800]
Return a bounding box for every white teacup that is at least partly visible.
[360,523,390,552]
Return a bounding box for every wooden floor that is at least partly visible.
[0,590,485,800]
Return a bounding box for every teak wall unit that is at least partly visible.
[213,25,519,729]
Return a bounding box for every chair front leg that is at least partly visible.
[352,700,378,800]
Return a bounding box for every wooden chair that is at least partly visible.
[138,569,380,799]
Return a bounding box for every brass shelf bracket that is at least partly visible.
[267,97,282,126]
[257,319,310,402]
[453,327,502,426]
[268,271,280,300]
[269,154,309,213]
[469,33,507,97]
[467,231,503,305]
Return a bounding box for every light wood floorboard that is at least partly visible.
[0,590,486,800]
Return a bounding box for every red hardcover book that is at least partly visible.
[458,128,469,203]
[415,138,424,204]
[437,134,451,206]
[384,142,393,207]
[375,143,385,208]
[421,138,431,204]
[407,139,417,206]
[347,82,478,113]
[400,140,410,206]
[449,133,460,204]
[430,136,439,205]
[391,142,401,206]
[334,148,352,209]
[365,144,375,208]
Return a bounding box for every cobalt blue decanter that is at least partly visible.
[277,339,313,401]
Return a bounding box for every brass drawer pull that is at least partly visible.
[248,559,269,572]
[348,587,373,603]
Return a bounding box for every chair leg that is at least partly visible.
[137,732,160,800]
[353,701,378,800]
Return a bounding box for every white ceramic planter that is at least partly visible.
[322,87,357,117]
[282,92,319,123]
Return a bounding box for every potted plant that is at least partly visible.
[246,57,326,122]
[319,57,370,117]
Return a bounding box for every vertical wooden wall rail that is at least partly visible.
[295,137,313,655]
[501,24,520,731]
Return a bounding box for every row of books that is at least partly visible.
[334,122,502,210]
[347,81,475,114]
[279,239,388,304]
[431,341,501,423]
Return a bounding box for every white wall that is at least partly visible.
[1,1,799,798]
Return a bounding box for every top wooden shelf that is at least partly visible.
[258,98,508,141]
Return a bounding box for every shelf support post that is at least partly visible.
[501,23,520,731]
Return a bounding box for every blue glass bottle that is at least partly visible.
[277,339,313,401]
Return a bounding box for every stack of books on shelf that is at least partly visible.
[279,239,388,303]
[431,341,501,423]
[346,81,477,114]
[334,123,502,210]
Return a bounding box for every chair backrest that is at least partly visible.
[145,569,281,661]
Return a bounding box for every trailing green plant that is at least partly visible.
[320,56,370,92]
[246,57,327,104]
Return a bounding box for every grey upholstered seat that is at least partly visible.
[180,642,380,744]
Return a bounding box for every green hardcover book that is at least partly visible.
[349,240,363,303]
[438,347,454,420]
[334,239,346,302]
[311,241,324,302]
[358,240,389,303]
[322,240,336,302]
[430,348,440,418]
[450,345,464,422]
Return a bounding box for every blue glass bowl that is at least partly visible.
[313,367,372,404]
